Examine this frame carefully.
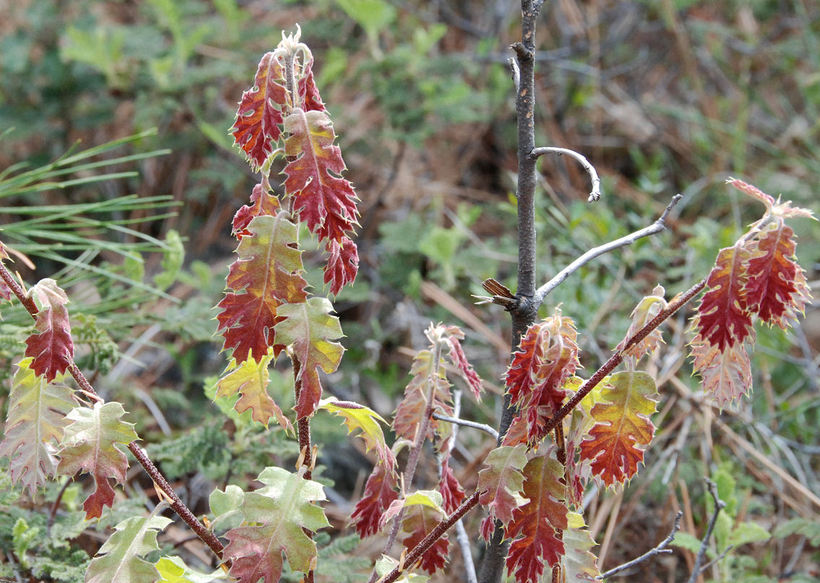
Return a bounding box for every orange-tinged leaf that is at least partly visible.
[216,213,308,363]
[690,338,752,406]
[231,51,288,170]
[283,108,360,243]
[745,220,811,329]
[24,278,74,382]
[0,358,75,495]
[223,467,329,583]
[216,354,292,431]
[505,309,579,445]
[350,462,399,537]
[478,444,529,536]
[274,297,344,418]
[297,56,325,113]
[319,397,394,467]
[504,454,568,583]
[382,491,449,574]
[691,243,756,350]
[57,401,138,519]
[579,371,658,486]
[232,183,281,239]
[445,332,483,401]
[726,177,775,209]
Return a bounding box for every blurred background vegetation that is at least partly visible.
[0,0,817,581]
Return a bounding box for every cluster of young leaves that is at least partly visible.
[688,179,814,405]
[215,28,359,429]
[347,323,482,574]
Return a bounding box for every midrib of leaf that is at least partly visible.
[110,518,159,581]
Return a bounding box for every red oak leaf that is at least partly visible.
[691,243,757,350]
[216,213,308,363]
[505,454,568,583]
[324,236,359,295]
[579,372,658,486]
[283,108,360,243]
[446,334,483,400]
[505,309,579,445]
[350,462,399,537]
[745,220,811,329]
[297,57,325,113]
[231,51,288,170]
[438,456,466,514]
[24,279,74,382]
[392,349,452,442]
[232,183,281,239]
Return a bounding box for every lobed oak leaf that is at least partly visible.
[231,51,288,170]
[86,510,172,583]
[438,456,466,514]
[579,371,658,486]
[319,397,395,468]
[283,108,360,243]
[504,454,568,583]
[477,444,529,537]
[690,338,752,406]
[223,467,329,583]
[505,309,579,445]
[446,333,483,400]
[744,220,812,329]
[216,213,308,363]
[297,56,325,113]
[690,243,757,350]
[350,462,399,537]
[216,353,292,431]
[274,297,345,418]
[616,285,667,359]
[392,349,453,443]
[383,490,449,575]
[24,278,74,382]
[324,236,359,295]
[0,358,75,496]
[57,401,139,519]
[232,183,281,239]
[561,512,600,581]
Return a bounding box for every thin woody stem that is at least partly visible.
[379,491,481,583]
[542,279,706,436]
[0,261,226,561]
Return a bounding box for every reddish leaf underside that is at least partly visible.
[232,183,282,239]
[283,108,360,243]
[231,51,288,170]
[579,372,658,486]
[690,340,753,406]
[392,349,453,442]
[505,311,579,445]
[744,221,811,329]
[216,213,308,363]
[350,462,399,537]
[447,335,483,400]
[692,244,756,350]
[24,279,74,382]
[438,456,466,514]
[505,454,568,583]
[323,236,359,295]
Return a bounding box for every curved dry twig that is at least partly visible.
[531,146,602,202]
[686,479,726,583]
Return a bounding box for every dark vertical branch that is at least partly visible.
[480,3,545,583]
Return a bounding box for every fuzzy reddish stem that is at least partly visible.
[0,261,226,561]
[379,491,481,583]
[542,279,706,436]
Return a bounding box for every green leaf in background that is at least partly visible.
[773,518,820,545]
[154,229,184,290]
[729,521,771,548]
[336,0,397,53]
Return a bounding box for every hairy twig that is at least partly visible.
[686,479,726,583]
[379,491,482,583]
[532,194,682,308]
[598,511,683,579]
[541,277,706,436]
[433,413,500,439]
[530,146,602,202]
[0,261,226,562]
